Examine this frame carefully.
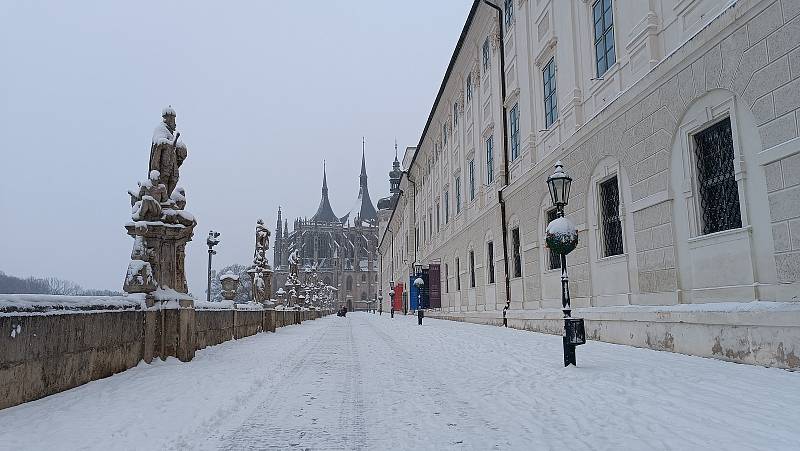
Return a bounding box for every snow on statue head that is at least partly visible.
[149,170,160,184]
[162,105,176,132]
[545,216,579,256]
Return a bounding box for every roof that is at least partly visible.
[311,164,340,223]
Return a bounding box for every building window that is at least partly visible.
[445,263,449,293]
[487,241,495,284]
[504,0,514,27]
[547,208,561,270]
[444,189,450,223]
[346,276,353,291]
[456,257,461,291]
[361,274,366,282]
[469,250,476,288]
[543,57,558,128]
[511,227,522,278]
[429,210,433,240]
[436,201,441,232]
[599,176,624,257]
[483,37,490,72]
[693,117,742,235]
[466,73,473,103]
[415,227,419,253]
[469,159,476,201]
[509,103,520,161]
[486,136,494,184]
[454,103,459,128]
[593,0,616,77]
[455,176,462,214]
[443,124,448,146]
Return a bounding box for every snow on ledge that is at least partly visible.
[194,299,235,310]
[0,294,146,315]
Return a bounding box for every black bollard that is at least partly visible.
[418,309,424,325]
[390,308,394,318]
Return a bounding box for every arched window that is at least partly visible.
[346,276,353,291]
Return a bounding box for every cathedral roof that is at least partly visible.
[310,164,340,224]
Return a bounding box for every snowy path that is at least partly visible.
[1,313,799,450]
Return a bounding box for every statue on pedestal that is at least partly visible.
[123,107,196,299]
[248,219,273,304]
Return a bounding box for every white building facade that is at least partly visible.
[379,0,800,368]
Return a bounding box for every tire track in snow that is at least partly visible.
[212,316,366,450]
[170,320,333,450]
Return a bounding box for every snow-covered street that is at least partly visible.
[1,312,799,450]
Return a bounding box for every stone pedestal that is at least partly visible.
[247,266,273,304]
[125,221,194,295]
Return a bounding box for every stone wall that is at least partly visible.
[0,310,145,410]
[428,302,800,369]
[0,296,332,410]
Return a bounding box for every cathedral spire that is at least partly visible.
[311,161,339,223]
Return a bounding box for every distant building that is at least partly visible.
[273,152,379,311]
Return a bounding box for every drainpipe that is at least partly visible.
[484,0,512,310]
[406,172,418,275]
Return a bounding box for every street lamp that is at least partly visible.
[389,281,395,318]
[413,274,424,326]
[545,161,585,366]
[378,291,383,315]
[206,230,221,303]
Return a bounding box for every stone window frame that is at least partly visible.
[590,163,627,261]
[455,172,463,215]
[677,95,750,239]
[469,248,476,288]
[591,0,617,78]
[511,226,523,278]
[486,238,496,285]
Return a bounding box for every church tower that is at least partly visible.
[274,206,283,269]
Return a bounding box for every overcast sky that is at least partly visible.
[0,0,473,294]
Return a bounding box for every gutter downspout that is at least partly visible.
[484,0,512,310]
[406,172,418,275]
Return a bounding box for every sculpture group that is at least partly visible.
[123,107,196,298]
[247,219,273,304]
[121,106,335,310]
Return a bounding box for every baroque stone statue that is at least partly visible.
[247,218,273,304]
[123,107,196,299]
[149,106,187,197]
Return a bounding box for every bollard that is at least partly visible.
[418,309,424,325]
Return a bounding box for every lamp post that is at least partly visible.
[545,161,586,366]
[378,292,383,315]
[413,277,424,325]
[206,230,221,303]
[389,281,395,318]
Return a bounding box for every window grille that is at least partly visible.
[436,202,440,231]
[470,250,476,288]
[445,263,449,293]
[547,208,561,270]
[444,190,449,223]
[454,103,459,128]
[510,103,520,161]
[455,176,462,214]
[599,176,624,257]
[487,241,495,284]
[543,58,558,128]
[486,136,494,183]
[456,258,461,291]
[469,159,476,201]
[593,0,616,77]
[467,73,473,102]
[693,118,741,235]
[512,227,522,278]
[483,38,490,72]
